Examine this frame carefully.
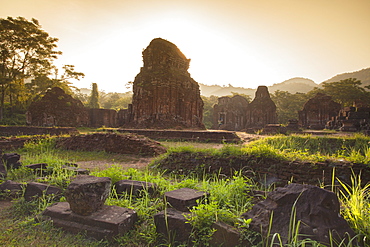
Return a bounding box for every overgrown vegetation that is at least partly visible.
[244,134,370,164]
[0,135,369,246]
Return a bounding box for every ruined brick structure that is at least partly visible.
[298,93,341,129]
[27,87,119,128]
[246,86,277,128]
[88,108,117,128]
[127,38,204,129]
[27,87,88,127]
[327,104,370,132]
[212,86,277,130]
[212,95,249,130]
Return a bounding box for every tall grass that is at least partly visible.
[337,175,370,245]
[244,134,370,164]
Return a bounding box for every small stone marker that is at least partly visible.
[114,179,157,196]
[65,175,111,216]
[164,187,208,212]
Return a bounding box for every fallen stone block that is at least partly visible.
[41,201,137,240]
[24,182,62,201]
[242,183,357,246]
[154,208,192,244]
[65,175,111,216]
[165,187,208,212]
[2,153,21,169]
[25,163,48,170]
[114,179,157,196]
[210,221,252,247]
[0,180,24,197]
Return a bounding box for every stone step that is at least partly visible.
[42,202,137,240]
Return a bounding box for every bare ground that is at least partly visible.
[75,156,155,171]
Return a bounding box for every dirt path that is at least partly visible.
[0,200,13,211]
[235,132,263,144]
[76,157,154,171]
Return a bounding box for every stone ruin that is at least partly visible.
[213,86,277,131]
[246,86,277,129]
[27,38,205,130]
[27,87,120,128]
[242,183,357,246]
[326,104,370,132]
[124,38,205,129]
[298,93,341,130]
[27,87,89,127]
[42,175,137,239]
[212,95,249,131]
[55,132,167,156]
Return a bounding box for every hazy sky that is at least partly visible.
[2,0,370,92]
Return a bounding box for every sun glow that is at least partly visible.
[55,10,271,92]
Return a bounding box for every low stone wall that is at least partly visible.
[0,138,30,150]
[0,126,78,136]
[155,153,370,186]
[116,129,241,143]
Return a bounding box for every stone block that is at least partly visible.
[25,163,48,170]
[210,221,246,247]
[65,175,111,216]
[0,180,24,197]
[242,183,357,246]
[2,153,21,169]
[165,187,208,212]
[24,182,62,201]
[42,201,137,240]
[154,208,192,244]
[114,179,157,196]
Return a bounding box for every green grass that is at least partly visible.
[0,136,369,246]
[243,134,370,164]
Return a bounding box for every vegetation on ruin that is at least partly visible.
[0,135,369,246]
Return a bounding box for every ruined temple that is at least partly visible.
[212,95,249,130]
[27,87,88,127]
[245,86,277,128]
[128,38,204,129]
[298,93,341,129]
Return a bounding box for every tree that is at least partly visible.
[320,78,370,106]
[0,17,61,119]
[88,83,100,108]
[201,95,218,129]
[26,65,85,102]
[271,90,309,124]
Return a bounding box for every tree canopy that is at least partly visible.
[0,16,83,122]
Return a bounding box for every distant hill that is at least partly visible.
[269,77,317,93]
[199,84,255,97]
[322,67,370,88]
[200,77,317,97]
